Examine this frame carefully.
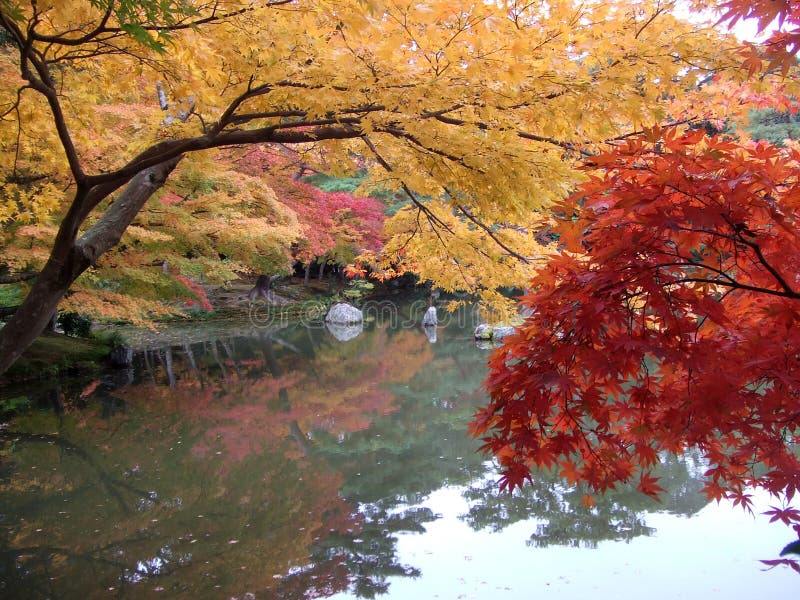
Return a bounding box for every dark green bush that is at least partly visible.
[58,312,93,337]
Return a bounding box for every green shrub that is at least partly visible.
[0,396,31,418]
[58,312,93,337]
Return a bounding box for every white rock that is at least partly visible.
[422,306,438,326]
[325,302,363,324]
[492,326,516,341]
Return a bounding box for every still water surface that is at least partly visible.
[0,311,796,598]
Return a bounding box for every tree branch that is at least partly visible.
[453,203,531,263]
[667,277,800,299]
[77,157,183,265]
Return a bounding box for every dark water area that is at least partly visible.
[0,307,796,598]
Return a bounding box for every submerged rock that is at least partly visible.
[325,321,363,342]
[325,302,363,324]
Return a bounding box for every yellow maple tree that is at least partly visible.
[0,0,742,373]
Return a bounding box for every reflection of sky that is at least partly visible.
[331,486,796,599]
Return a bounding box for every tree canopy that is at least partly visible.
[0,0,742,373]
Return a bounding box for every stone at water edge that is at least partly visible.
[325,302,363,324]
[492,326,516,341]
[422,306,438,326]
[325,321,363,342]
[474,323,516,341]
[474,323,493,340]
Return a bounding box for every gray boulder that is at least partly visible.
[474,323,493,340]
[474,323,516,341]
[325,302,363,324]
[422,306,438,326]
[492,326,516,341]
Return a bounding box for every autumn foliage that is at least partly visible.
[268,176,384,266]
[718,0,800,74]
[0,0,746,375]
[467,2,800,568]
[474,128,800,551]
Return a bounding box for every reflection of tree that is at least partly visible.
[0,319,719,599]
[313,329,489,505]
[280,504,435,599]
[0,416,358,598]
[124,324,436,461]
[460,452,709,549]
[0,424,360,597]
[0,322,438,599]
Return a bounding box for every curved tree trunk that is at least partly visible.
[0,158,181,376]
[247,273,280,303]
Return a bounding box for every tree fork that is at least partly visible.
[0,158,182,376]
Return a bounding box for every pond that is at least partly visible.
[0,303,797,598]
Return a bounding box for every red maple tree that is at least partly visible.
[474,2,800,570]
[268,175,384,266]
[718,0,800,74]
[472,128,800,568]
[231,144,384,269]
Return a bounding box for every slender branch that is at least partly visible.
[649,249,740,283]
[453,203,531,263]
[662,216,799,297]
[26,3,297,46]
[229,109,308,123]
[208,81,274,135]
[363,136,519,284]
[666,277,800,299]
[635,6,666,40]
[27,3,113,46]
[361,136,476,287]
[374,124,482,171]
[361,137,455,233]
[0,7,26,48]
[720,215,797,296]
[11,20,87,184]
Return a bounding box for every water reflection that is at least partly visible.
[0,316,768,598]
[460,451,707,549]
